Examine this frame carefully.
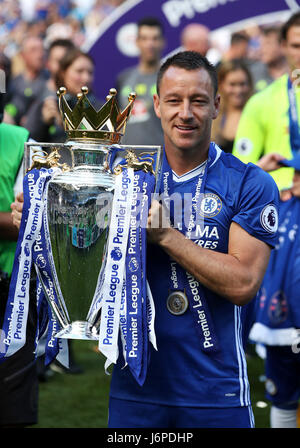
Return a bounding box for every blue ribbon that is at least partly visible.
[287,77,300,156]
[0,168,68,367]
[159,143,220,355]
[125,169,155,385]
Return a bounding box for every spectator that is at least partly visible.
[219,32,250,64]
[251,26,288,92]
[3,35,47,126]
[233,12,300,192]
[249,153,300,428]
[24,46,97,144]
[211,59,253,153]
[115,17,165,146]
[180,23,210,57]
[0,88,39,428]
[24,38,75,142]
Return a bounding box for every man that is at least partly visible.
[219,31,250,63]
[180,23,211,57]
[115,17,165,146]
[107,51,279,428]
[24,38,75,143]
[4,36,47,127]
[233,12,300,192]
[249,153,300,428]
[250,26,288,93]
[11,51,279,428]
[0,92,39,427]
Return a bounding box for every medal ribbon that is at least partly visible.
[159,143,220,355]
[287,77,300,156]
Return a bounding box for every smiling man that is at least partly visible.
[115,17,165,146]
[107,51,280,428]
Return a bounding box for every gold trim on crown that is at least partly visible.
[57,86,136,143]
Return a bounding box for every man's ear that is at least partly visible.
[212,93,221,120]
[153,93,161,119]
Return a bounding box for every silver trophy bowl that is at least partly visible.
[24,141,162,340]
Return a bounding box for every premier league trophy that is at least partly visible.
[15,85,162,370]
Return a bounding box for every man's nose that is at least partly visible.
[178,101,193,120]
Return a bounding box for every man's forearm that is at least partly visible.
[0,212,19,240]
[155,227,267,306]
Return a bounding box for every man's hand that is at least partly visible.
[257,153,285,172]
[11,192,24,230]
[147,199,172,244]
[42,96,61,125]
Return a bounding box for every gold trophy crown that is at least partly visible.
[57,86,136,144]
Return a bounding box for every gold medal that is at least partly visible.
[166,291,188,315]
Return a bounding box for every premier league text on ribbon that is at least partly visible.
[126,174,143,359]
[4,172,44,347]
[101,169,132,348]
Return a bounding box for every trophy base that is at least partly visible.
[55,321,99,340]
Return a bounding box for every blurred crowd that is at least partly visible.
[0,0,289,151]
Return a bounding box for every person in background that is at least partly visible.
[218,32,250,65]
[251,26,288,92]
[115,17,165,146]
[0,90,39,427]
[3,35,47,126]
[211,59,253,153]
[24,46,96,144]
[180,23,211,57]
[248,152,300,428]
[233,12,300,193]
[23,38,75,143]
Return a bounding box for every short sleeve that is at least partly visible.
[232,164,280,248]
[232,93,266,163]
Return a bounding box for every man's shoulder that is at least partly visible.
[116,65,138,83]
[0,122,29,141]
[219,151,277,187]
[246,73,288,108]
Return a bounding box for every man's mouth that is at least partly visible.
[175,125,197,132]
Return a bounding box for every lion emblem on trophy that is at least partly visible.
[114,150,155,175]
[28,148,70,172]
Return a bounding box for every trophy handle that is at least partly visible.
[35,264,70,330]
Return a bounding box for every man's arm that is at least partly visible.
[0,212,19,240]
[10,192,23,230]
[232,94,265,164]
[147,201,271,306]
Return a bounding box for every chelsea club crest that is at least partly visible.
[199,193,222,218]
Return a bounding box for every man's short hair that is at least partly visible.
[156,51,218,96]
[281,12,300,41]
[137,17,164,36]
[48,39,75,54]
[230,32,249,46]
[261,25,281,39]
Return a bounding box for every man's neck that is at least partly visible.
[138,60,160,75]
[24,67,40,81]
[268,57,288,79]
[165,144,209,176]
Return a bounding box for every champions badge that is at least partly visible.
[199,193,222,218]
[167,291,189,315]
[260,204,278,233]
